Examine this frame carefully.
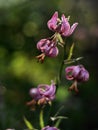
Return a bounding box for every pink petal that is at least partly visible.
[47,46,59,57]
[37,39,47,50]
[67,22,78,36]
[47,11,58,31]
[60,14,70,36]
[65,66,75,80]
[37,39,50,51]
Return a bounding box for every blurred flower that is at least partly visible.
[65,65,89,92]
[65,65,89,82]
[27,81,56,110]
[42,126,59,130]
[36,38,59,62]
[38,81,56,101]
[29,88,42,100]
[47,11,78,37]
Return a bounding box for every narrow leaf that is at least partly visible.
[23,116,34,130]
[64,57,83,64]
[67,43,74,60]
[54,116,68,128]
[51,116,68,121]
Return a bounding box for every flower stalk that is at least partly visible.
[40,109,45,129]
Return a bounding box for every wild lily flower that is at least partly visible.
[65,65,89,82]
[36,38,59,62]
[47,11,78,37]
[42,126,59,130]
[65,65,89,92]
[38,81,56,101]
[27,81,56,109]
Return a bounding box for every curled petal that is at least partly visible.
[38,82,56,100]
[77,69,89,82]
[83,70,89,81]
[47,12,58,31]
[44,83,56,97]
[67,23,78,36]
[38,84,49,94]
[46,46,59,57]
[72,65,82,78]
[37,39,50,51]
[65,66,75,80]
[60,14,70,36]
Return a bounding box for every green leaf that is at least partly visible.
[67,43,74,60]
[54,116,68,128]
[64,57,83,65]
[23,116,34,130]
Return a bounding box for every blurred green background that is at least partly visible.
[0,0,98,129]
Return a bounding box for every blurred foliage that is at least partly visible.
[0,0,98,129]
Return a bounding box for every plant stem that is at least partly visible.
[40,109,44,129]
[58,41,67,86]
[57,41,75,86]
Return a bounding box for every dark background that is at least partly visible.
[0,0,98,129]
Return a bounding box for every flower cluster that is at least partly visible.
[25,11,90,130]
[27,81,56,110]
[36,11,78,62]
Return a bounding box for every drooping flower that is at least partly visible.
[47,11,78,37]
[38,81,56,101]
[65,65,89,82]
[36,38,59,62]
[42,126,59,130]
[27,81,56,109]
[65,65,89,92]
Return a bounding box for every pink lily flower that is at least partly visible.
[47,11,78,37]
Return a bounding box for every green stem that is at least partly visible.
[58,41,75,85]
[40,109,44,129]
[58,41,67,85]
[58,61,64,85]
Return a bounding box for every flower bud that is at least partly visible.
[29,88,41,100]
